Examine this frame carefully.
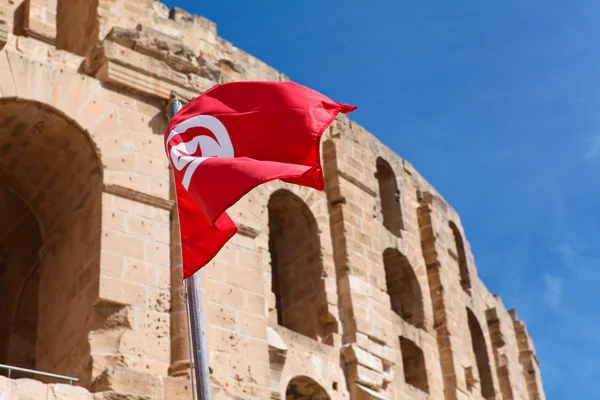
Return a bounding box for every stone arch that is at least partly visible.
[285,375,331,400]
[1,50,169,194]
[449,221,471,292]
[375,157,403,236]
[267,189,332,342]
[383,248,425,329]
[0,98,103,384]
[467,308,495,399]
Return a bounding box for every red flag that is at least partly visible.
[165,81,356,279]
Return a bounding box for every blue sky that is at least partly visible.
[165,1,599,398]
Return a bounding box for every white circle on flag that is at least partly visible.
[165,115,234,190]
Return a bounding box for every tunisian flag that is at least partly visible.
[164,81,356,279]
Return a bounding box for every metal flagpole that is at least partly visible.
[168,100,212,400]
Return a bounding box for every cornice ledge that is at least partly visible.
[85,25,218,101]
[103,184,174,210]
[337,170,377,197]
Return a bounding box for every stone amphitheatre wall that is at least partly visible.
[0,1,545,399]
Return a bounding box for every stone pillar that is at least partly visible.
[168,179,191,377]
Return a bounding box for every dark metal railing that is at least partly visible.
[0,363,79,385]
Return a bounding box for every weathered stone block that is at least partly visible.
[23,3,56,44]
[162,376,192,400]
[85,28,215,101]
[91,367,162,399]
[98,275,146,307]
[92,391,151,400]
[12,378,49,400]
[0,376,14,399]
[50,384,94,400]
[342,344,384,373]
[351,364,385,390]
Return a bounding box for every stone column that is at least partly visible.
[168,178,191,377]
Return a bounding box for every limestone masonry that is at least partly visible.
[0,1,546,399]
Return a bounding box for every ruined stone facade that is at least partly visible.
[0,1,546,399]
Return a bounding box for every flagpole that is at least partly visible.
[168,100,212,400]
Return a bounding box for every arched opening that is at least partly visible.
[400,337,429,393]
[383,248,424,329]
[268,189,328,341]
[449,222,471,292]
[0,99,102,384]
[467,308,495,399]
[375,158,403,236]
[0,187,42,376]
[286,376,330,400]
